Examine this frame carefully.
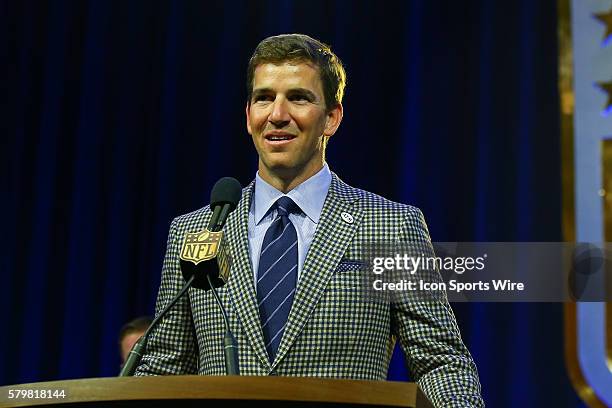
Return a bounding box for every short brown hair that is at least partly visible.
[118,316,152,344]
[246,34,347,111]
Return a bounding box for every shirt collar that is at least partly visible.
[253,163,332,225]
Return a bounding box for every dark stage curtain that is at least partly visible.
[2,1,585,407]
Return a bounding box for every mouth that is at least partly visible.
[264,132,297,145]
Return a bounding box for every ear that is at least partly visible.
[323,103,343,137]
[245,102,253,135]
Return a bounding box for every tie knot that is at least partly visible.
[275,196,299,217]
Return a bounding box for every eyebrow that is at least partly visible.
[251,88,273,100]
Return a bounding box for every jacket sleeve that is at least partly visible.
[134,218,199,375]
[392,208,484,407]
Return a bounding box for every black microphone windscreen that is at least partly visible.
[210,177,242,211]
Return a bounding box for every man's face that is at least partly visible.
[246,62,342,189]
[120,331,144,363]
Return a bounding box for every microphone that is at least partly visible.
[209,177,242,232]
[180,177,242,290]
[119,177,242,377]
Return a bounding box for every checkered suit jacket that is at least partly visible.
[135,173,484,407]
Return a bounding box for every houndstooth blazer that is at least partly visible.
[135,173,484,407]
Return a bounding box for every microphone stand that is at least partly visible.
[206,274,239,375]
[206,201,240,375]
[119,275,195,377]
[119,273,240,376]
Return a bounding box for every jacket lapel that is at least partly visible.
[225,181,272,370]
[272,173,363,368]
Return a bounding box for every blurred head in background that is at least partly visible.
[118,316,152,364]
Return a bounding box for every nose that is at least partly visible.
[268,97,290,128]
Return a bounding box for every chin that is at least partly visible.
[266,162,296,174]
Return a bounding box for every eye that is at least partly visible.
[253,94,273,103]
[289,93,312,103]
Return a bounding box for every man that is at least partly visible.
[119,316,152,365]
[136,34,483,407]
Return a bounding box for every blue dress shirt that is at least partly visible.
[248,164,332,288]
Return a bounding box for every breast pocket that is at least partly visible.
[328,259,391,305]
[328,260,368,291]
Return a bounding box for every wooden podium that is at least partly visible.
[0,376,434,407]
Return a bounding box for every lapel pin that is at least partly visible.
[341,212,354,224]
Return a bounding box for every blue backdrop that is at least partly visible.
[2,1,586,407]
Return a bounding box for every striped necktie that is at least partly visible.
[256,196,299,361]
